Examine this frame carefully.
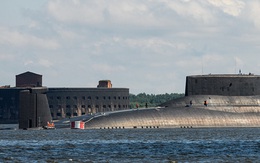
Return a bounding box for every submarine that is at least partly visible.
[83,73,260,129]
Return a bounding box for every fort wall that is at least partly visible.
[47,88,129,119]
[0,88,22,123]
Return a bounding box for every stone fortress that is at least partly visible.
[0,71,129,124]
[48,85,129,119]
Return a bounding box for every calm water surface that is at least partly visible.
[0,125,260,162]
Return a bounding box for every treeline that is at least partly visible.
[129,93,184,108]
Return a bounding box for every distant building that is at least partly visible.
[97,80,112,88]
[16,71,42,87]
[47,87,129,119]
[0,71,129,123]
[47,79,129,120]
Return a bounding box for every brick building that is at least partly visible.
[16,71,42,87]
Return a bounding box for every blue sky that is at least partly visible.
[1,0,260,94]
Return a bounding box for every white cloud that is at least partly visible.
[91,64,126,75]
[0,53,14,61]
[38,59,53,68]
[24,60,34,66]
[207,0,245,16]
[56,28,80,40]
[47,0,157,27]
[0,27,60,49]
[48,0,105,24]
[1,0,260,94]
[243,1,260,30]
[163,0,215,24]
[23,58,53,68]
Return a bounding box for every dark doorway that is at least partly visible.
[28,119,32,128]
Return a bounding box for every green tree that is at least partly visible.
[129,93,184,108]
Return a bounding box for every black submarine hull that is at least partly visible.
[84,95,260,129]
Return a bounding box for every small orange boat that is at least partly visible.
[43,121,55,129]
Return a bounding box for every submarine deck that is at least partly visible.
[83,95,260,129]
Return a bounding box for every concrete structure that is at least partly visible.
[16,71,42,87]
[83,73,260,129]
[185,74,260,96]
[19,87,52,129]
[0,88,23,123]
[0,71,44,124]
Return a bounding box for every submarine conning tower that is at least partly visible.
[185,73,260,96]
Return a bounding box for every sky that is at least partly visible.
[1,0,260,94]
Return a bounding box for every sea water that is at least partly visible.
[0,125,259,162]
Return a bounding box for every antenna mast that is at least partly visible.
[202,58,204,75]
